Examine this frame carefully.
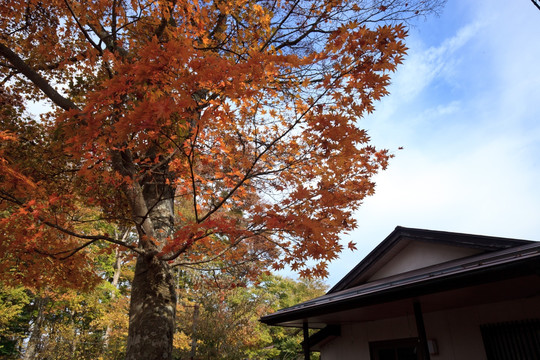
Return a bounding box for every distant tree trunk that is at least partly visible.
[23,297,47,360]
[190,304,200,360]
[104,246,123,349]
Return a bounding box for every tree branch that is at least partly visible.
[42,226,133,260]
[0,42,80,112]
[169,235,247,266]
[161,231,214,262]
[197,82,333,224]
[0,193,142,254]
[260,0,302,52]
[83,14,128,58]
[155,0,178,40]
[63,0,103,54]
[40,218,142,254]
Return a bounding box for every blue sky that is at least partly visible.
[323,0,540,286]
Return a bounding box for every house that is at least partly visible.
[260,226,540,360]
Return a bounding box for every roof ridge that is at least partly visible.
[328,227,535,293]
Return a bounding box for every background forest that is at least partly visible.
[0,246,326,360]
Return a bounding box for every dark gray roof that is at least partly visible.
[261,227,539,327]
[329,226,533,293]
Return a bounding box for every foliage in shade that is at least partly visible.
[0,269,326,360]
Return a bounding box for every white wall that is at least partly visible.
[320,295,540,360]
[320,315,419,359]
[369,242,482,281]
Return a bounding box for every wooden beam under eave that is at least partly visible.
[303,321,310,360]
[413,300,431,360]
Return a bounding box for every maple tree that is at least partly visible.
[1,0,444,359]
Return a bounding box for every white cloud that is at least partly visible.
[394,21,483,98]
[400,21,483,93]
[360,20,486,152]
[326,132,540,285]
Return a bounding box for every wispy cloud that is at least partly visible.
[361,20,485,150]
[395,20,484,97]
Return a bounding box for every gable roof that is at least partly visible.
[260,227,539,328]
[328,226,533,293]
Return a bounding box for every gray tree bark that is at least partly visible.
[190,304,200,360]
[124,165,177,360]
[103,246,123,350]
[23,297,47,360]
[125,252,177,360]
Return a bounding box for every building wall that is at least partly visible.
[369,242,482,281]
[319,295,540,360]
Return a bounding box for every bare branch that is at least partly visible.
[40,239,99,260]
[0,42,79,111]
[170,236,247,267]
[63,0,103,54]
[260,0,302,52]
[40,218,142,254]
[187,125,201,223]
[84,14,129,58]
[0,193,142,254]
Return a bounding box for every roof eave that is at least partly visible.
[261,249,540,326]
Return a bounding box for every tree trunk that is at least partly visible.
[104,246,122,349]
[23,296,47,360]
[119,152,177,360]
[190,304,200,360]
[125,252,177,360]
